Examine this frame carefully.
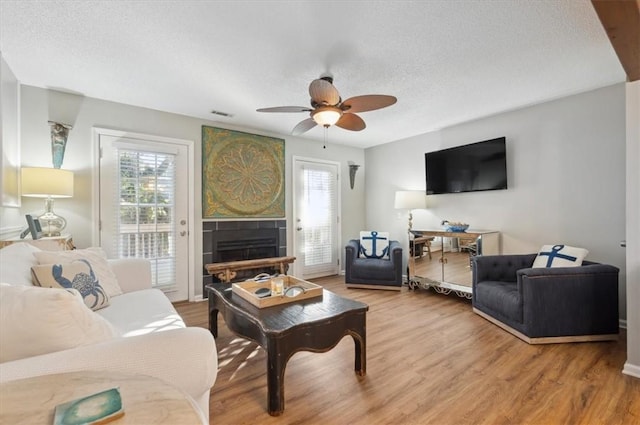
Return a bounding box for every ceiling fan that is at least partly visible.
[257,74,397,135]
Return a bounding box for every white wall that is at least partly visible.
[624,80,639,378]
[0,85,366,298]
[366,84,628,319]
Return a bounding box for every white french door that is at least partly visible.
[293,157,340,279]
[97,130,192,302]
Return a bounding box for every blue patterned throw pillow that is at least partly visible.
[532,244,589,268]
[359,231,390,259]
[31,259,110,311]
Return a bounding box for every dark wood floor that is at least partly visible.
[176,275,640,425]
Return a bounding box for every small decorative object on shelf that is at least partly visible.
[441,220,469,232]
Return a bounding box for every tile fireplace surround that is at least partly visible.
[202,220,287,294]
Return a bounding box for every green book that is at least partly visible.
[53,387,124,425]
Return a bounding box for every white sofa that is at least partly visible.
[0,242,217,423]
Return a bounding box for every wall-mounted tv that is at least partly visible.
[425,137,507,195]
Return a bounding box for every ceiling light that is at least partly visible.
[312,106,342,127]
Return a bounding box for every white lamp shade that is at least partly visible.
[394,190,426,210]
[21,167,74,198]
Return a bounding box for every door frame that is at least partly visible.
[91,127,196,301]
[291,155,342,279]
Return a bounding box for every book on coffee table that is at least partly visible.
[53,387,124,425]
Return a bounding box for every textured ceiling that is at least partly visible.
[0,0,625,149]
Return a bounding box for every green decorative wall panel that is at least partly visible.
[202,126,285,218]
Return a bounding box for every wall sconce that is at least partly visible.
[48,121,73,169]
[348,162,360,190]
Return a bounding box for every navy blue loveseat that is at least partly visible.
[472,254,619,344]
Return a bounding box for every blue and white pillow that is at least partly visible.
[532,244,589,268]
[359,231,390,259]
[31,259,110,311]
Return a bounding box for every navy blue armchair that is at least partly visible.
[472,254,619,344]
[345,239,403,290]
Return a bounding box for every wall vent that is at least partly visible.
[210,110,234,118]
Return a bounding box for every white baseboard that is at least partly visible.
[623,362,640,379]
[0,226,23,239]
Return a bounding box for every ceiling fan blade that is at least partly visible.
[336,113,366,131]
[341,95,397,113]
[292,118,317,135]
[309,79,340,106]
[256,106,311,113]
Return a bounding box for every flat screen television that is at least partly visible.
[425,137,507,195]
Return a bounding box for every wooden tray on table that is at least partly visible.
[232,275,322,308]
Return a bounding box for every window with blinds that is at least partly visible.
[115,148,176,288]
[302,166,336,268]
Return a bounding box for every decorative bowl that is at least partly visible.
[444,224,469,232]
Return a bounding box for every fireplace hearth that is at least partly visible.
[203,220,286,292]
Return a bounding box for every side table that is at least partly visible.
[0,234,75,251]
[0,370,206,424]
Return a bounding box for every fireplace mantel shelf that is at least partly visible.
[206,256,296,283]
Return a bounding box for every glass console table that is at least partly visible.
[408,229,500,299]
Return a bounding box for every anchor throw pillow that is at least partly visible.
[359,231,390,259]
[532,244,589,268]
[31,259,110,311]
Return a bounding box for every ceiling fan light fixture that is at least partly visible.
[312,107,342,127]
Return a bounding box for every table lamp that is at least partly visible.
[395,190,427,287]
[394,190,427,233]
[21,167,74,237]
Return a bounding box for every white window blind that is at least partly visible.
[302,166,336,268]
[114,148,176,288]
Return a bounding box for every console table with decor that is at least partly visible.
[0,234,75,251]
[410,236,433,259]
[205,256,296,283]
[409,229,499,298]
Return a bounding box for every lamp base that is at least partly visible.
[38,213,65,237]
[38,197,67,237]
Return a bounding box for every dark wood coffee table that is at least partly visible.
[206,281,368,416]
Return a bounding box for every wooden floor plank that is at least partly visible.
[175,274,639,424]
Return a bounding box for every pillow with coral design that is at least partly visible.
[34,248,122,297]
[31,259,110,311]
